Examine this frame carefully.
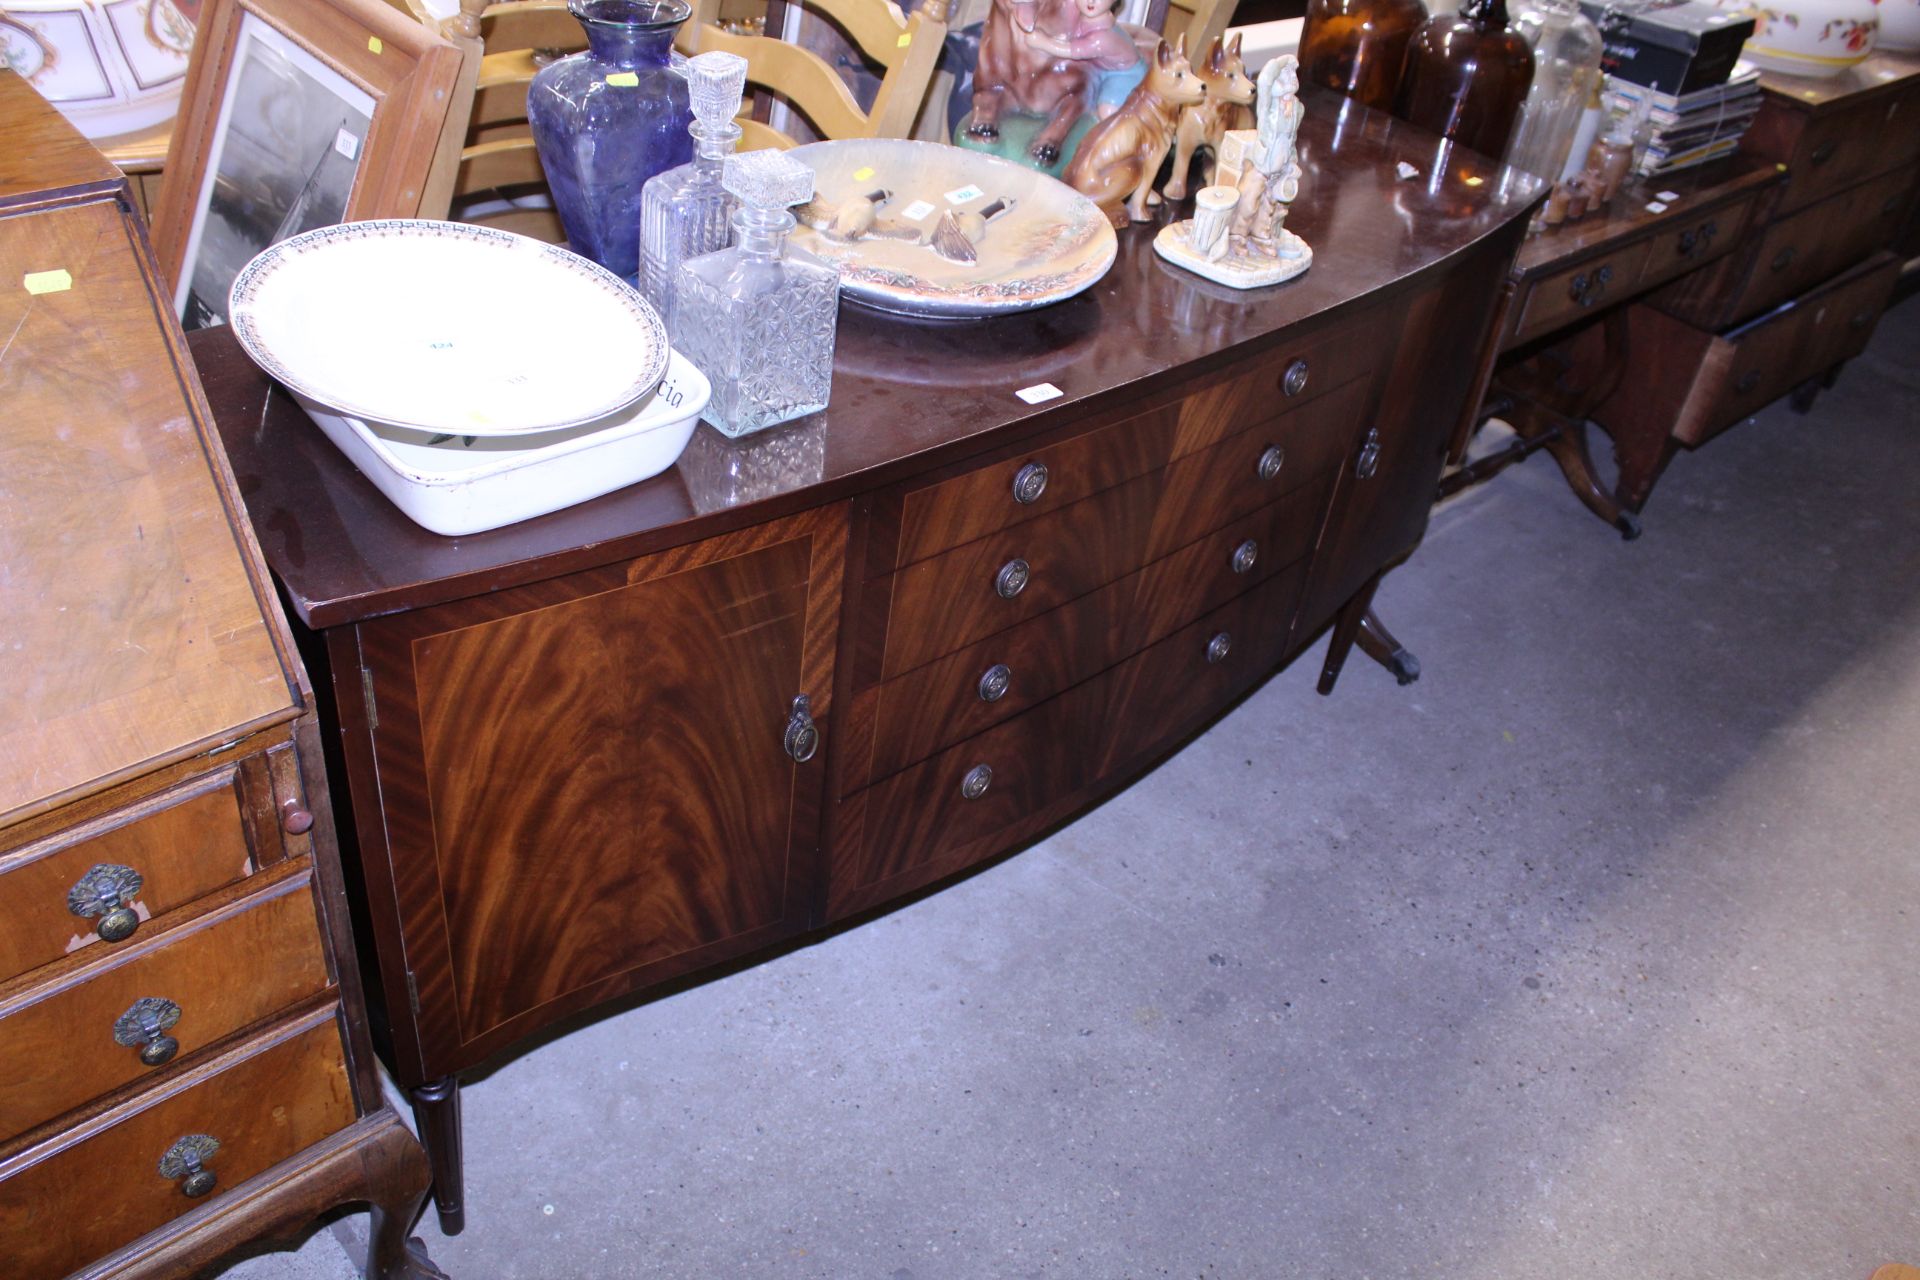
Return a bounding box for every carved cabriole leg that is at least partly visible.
[1317,575,1381,696]
[1355,611,1420,686]
[362,1114,449,1280]
[408,1076,466,1236]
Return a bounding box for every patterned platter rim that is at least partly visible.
[788,139,1119,319]
[227,220,668,436]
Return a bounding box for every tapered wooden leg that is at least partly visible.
[1317,577,1381,696]
[407,1076,465,1236]
[362,1113,450,1280]
[1355,611,1420,686]
[1536,414,1641,540]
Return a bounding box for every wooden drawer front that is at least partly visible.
[0,864,329,1143]
[0,759,280,986]
[832,556,1309,916]
[1635,190,1762,294]
[1511,240,1651,344]
[853,473,1334,792]
[1725,168,1916,325]
[0,1010,355,1280]
[1761,88,1920,217]
[1673,253,1900,447]
[878,377,1368,680]
[888,316,1377,568]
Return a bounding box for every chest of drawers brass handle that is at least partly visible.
[1356,426,1382,480]
[1282,359,1309,397]
[783,694,819,763]
[1809,140,1838,167]
[1256,445,1285,481]
[68,863,144,943]
[1771,246,1797,273]
[978,663,1012,702]
[1734,370,1761,395]
[1205,632,1232,665]
[160,1134,221,1199]
[960,764,993,800]
[995,558,1031,599]
[114,997,184,1067]
[1011,461,1049,505]
[1231,540,1258,574]
[1677,219,1717,258]
[1569,264,1612,308]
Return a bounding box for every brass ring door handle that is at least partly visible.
[783,694,819,763]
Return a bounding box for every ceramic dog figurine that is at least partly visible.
[1063,36,1209,227]
[1162,33,1254,202]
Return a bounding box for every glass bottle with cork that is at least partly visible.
[1396,0,1536,159]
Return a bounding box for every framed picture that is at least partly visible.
[151,0,461,329]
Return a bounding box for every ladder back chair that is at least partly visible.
[675,0,952,150]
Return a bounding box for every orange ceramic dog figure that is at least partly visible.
[1063,37,1208,228]
[1162,33,1255,201]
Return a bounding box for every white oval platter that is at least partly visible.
[788,138,1117,320]
[228,220,668,436]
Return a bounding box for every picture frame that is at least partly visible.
[150,0,462,329]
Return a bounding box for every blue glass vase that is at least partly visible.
[528,0,694,281]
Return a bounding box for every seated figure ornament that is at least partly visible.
[1152,54,1313,289]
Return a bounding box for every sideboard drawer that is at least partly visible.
[0,758,282,985]
[1757,85,1920,218]
[0,863,330,1143]
[1721,168,1917,325]
[889,315,1377,568]
[1511,241,1651,344]
[0,1009,356,1280]
[852,472,1334,791]
[831,556,1310,918]
[877,377,1368,679]
[1635,188,1762,294]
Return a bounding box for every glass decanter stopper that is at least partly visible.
[639,49,748,332]
[675,150,840,438]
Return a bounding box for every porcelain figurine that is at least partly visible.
[1063,36,1208,227]
[1152,54,1313,288]
[1162,33,1256,202]
[963,0,1144,170]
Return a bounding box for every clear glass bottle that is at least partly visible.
[1502,0,1603,181]
[675,150,840,438]
[1396,0,1535,160]
[638,49,748,334]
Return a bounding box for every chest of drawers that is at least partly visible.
[0,73,435,1280]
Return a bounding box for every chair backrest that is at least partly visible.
[676,0,952,150]
[415,0,589,241]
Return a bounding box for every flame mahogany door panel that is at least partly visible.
[339,506,847,1081]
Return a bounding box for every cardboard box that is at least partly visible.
[1578,0,1756,95]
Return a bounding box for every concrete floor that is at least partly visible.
[224,297,1920,1279]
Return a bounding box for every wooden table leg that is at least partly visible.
[362,1113,451,1280]
[1318,576,1381,696]
[1356,610,1420,686]
[407,1077,466,1236]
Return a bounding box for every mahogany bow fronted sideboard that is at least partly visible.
[0,73,439,1280]
[191,90,1540,1236]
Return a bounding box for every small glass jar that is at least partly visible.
[1502,0,1603,182]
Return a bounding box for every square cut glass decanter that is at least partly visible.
[675,150,840,438]
[638,49,747,334]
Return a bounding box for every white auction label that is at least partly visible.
[335,128,361,161]
[943,183,985,205]
[1644,200,1669,213]
[1016,383,1063,404]
[1656,189,1681,202]
[900,199,937,222]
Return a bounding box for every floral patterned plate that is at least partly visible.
[787,138,1117,320]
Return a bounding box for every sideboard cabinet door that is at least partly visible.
[341,505,847,1078]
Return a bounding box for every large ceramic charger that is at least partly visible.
[228,221,668,435]
[788,138,1118,320]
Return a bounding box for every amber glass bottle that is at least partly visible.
[1299,0,1430,111]
[1395,0,1536,159]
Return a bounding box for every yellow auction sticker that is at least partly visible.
[23,269,72,295]
[368,35,383,54]
[853,166,875,182]
[607,71,639,86]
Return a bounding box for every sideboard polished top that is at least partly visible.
[194,88,1539,630]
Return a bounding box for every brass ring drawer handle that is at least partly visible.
[1771,246,1797,273]
[1282,358,1309,397]
[1677,219,1717,258]
[1809,140,1838,166]
[114,997,183,1067]
[1206,632,1232,665]
[995,558,1031,599]
[160,1134,220,1199]
[1231,540,1258,574]
[783,694,819,763]
[1569,264,1613,308]
[960,764,993,800]
[1011,461,1048,505]
[1256,444,1285,481]
[978,663,1012,703]
[68,863,144,943]
[1356,426,1382,481]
